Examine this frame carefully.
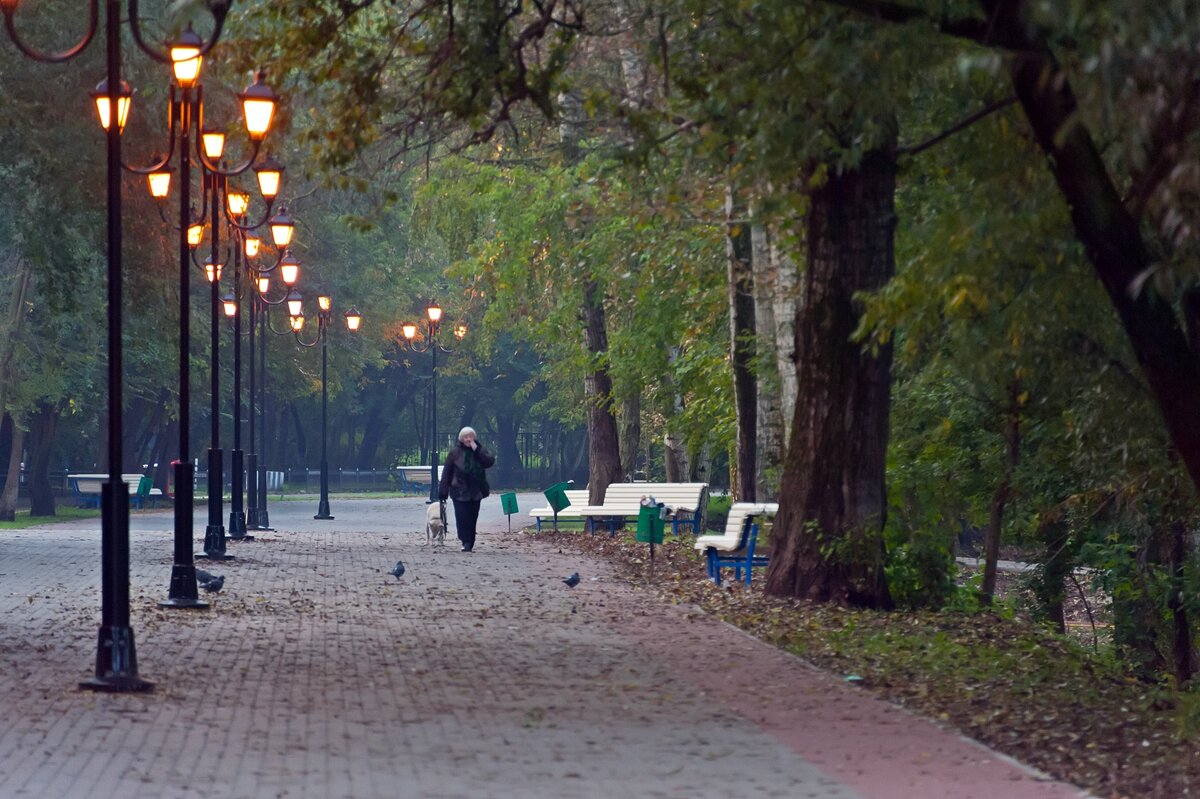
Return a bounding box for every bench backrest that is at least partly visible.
[724,502,780,538]
[555,490,589,509]
[593,482,708,512]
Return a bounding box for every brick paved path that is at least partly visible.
[0,496,1089,798]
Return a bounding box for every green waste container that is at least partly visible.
[636,504,665,544]
[500,492,519,515]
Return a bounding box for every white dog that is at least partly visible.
[426,501,447,548]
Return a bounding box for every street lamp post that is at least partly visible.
[402,305,465,502]
[140,68,280,571]
[0,0,238,692]
[288,295,362,519]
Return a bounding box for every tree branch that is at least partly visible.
[898,95,1017,157]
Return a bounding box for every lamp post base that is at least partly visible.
[198,522,234,560]
[160,564,210,610]
[80,625,154,694]
[227,511,253,541]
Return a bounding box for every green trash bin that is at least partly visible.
[543,481,574,531]
[636,504,665,544]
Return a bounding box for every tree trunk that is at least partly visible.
[0,421,24,520]
[619,393,641,479]
[771,226,801,445]
[764,148,897,608]
[494,412,523,488]
[582,276,623,503]
[980,377,1021,604]
[726,184,757,503]
[27,402,58,517]
[752,220,783,499]
[289,401,308,465]
[560,85,622,503]
[356,398,389,469]
[988,5,1200,499]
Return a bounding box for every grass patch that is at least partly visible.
[0,506,102,529]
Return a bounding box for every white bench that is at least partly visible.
[694,502,779,586]
[577,482,709,537]
[394,465,443,492]
[529,489,589,531]
[68,473,163,509]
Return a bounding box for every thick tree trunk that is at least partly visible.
[0,421,24,520]
[27,402,58,517]
[764,148,897,608]
[726,185,757,503]
[494,412,523,488]
[981,377,1021,604]
[752,220,783,499]
[289,402,308,465]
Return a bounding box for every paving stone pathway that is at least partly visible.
[0,495,1090,798]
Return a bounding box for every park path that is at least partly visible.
[0,495,1090,798]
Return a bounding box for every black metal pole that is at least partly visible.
[228,242,250,539]
[428,336,438,502]
[257,300,272,529]
[84,0,154,692]
[246,286,259,528]
[161,84,206,610]
[201,171,228,560]
[315,320,333,519]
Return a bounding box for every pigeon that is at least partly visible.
[194,568,224,593]
[562,572,580,588]
[391,560,407,580]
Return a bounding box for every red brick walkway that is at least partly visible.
[0,496,1089,798]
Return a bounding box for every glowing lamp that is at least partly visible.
[238,71,277,142]
[91,78,132,133]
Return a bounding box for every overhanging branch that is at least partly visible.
[898,95,1017,157]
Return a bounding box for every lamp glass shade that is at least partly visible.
[147,168,171,199]
[92,79,132,133]
[280,258,300,286]
[270,213,294,248]
[239,72,278,141]
[426,305,443,323]
[402,323,417,340]
[187,222,205,250]
[286,290,303,318]
[289,315,305,332]
[168,28,205,88]
[204,260,222,284]
[201,130,226,160]
[254,155,283,199]
[454,324,467,340]
[317,295,332,313]
[226,190,250,218]
[170,47,202,87]
[257,277,271,295]
[344,308,362,332]
[222,294,238,318]
[244,234,261,259]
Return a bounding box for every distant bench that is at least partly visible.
[694,502,778,586]
[393,465,443,493]
[577,482,709,537]
[68,474,165,509]
[528,489,589,531]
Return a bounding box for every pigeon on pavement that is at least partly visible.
[194,568,224,593]
[391,560,406,579]
[563,572,580,588]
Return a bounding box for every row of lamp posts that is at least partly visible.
[0,0,362,692]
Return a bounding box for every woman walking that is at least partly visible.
[437,426,495,552]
